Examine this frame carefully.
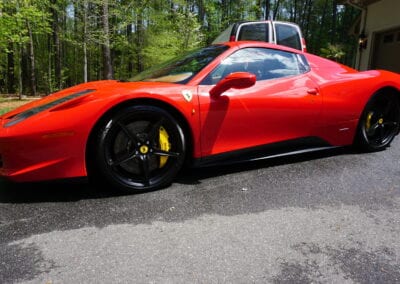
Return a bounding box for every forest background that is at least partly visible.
[0,0,360,97]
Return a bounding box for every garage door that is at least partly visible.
[372,28,400,73]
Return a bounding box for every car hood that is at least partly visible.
[0,80,185,120]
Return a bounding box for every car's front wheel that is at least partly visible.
[355,92,400,152]
[93,105,186,193]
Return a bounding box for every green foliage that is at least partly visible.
[320,43,346,62]
[0,107,13,115]
[0,0,51,48]
[142,4,203,70]
[0,0,361,95]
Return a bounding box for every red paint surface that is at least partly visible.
[1,42,400,182]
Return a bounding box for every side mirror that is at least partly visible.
[210,72,256,98]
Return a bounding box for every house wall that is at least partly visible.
[357,0,400,70]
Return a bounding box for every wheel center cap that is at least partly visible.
[378,118,384,125]
[139,145,149,154]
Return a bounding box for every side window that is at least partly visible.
[237,23,269,42]
[275,23,302,51]
[201,48,309,85]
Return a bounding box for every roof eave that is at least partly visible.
[338,0,382,9]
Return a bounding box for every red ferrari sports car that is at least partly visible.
[1,41,400,192]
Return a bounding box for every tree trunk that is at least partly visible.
[26,20,37,96]
[47,36,52,95]
[317,0,329,52]
[83,0,88,82]
[196,0,205,26]
[331,0,337,44]
[18,45,23,99]
[126,23,133,75]
[7,44,15,94]
[136,9,144,73]
[102,0,113,80]
[305,0,313,40]
[264,0,270,20]
[257,0,262,20]
[221,0,229,24]
[51,0,61,90]
[273,0,281,20]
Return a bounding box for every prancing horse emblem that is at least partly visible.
[182,90,193,102]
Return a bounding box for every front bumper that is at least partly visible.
[0,124,87,183]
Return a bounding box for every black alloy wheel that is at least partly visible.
[355,92,400,152]
[94,105,186,192]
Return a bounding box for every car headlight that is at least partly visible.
[4,89,95,128]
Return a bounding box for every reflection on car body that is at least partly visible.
[1,41,399,193]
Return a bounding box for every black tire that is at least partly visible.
[92,105,186,193]
[354,92,400,152]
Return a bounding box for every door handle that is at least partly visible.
[307,88,319,95]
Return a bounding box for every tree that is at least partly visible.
[101,0,113,79]
[0,0,51,97]
[320,43,345,61]
[50,0,62,90]
[83,0,88,82]
[0,0,360,96]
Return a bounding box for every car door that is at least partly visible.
[197,47,322,156]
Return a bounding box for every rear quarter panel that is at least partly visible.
[306,53,400,145]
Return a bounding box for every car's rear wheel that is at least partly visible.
[93,105,186,193]
[355,92,400,152]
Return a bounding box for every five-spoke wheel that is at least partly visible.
[93,105,186,192]
[355,92,400,152]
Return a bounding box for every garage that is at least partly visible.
[342,0,400,73]
[371,27,400,73]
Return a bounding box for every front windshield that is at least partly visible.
[130,45,229,84]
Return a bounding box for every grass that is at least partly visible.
[0,107,14,116]
[0,96,40,115]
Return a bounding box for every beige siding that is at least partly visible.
[357,0,400,71]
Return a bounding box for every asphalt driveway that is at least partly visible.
[1,140,400,283]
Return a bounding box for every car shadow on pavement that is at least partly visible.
[177,146,354,184]
[0,146,355,204]
[0,178,124,204]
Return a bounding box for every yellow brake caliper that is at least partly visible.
[158,126,170,168]
[366,112,373,131]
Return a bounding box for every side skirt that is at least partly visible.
[193,137,337,168]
